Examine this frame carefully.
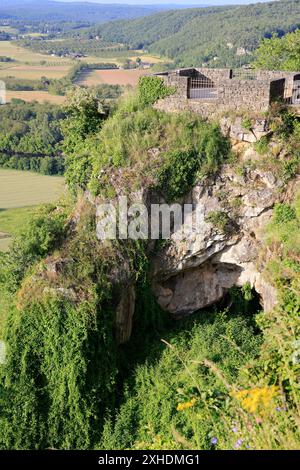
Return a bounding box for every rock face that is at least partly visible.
[151,164,280,316]
[92,147,297,337]
[220,116,270,143]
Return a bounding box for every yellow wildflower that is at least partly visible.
[231,386,279,415]
[176,397,197,411]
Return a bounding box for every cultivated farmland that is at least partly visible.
[6,90,66,104]
[77,68,148,87]
[0,64,71,80]
[0,41,72,65]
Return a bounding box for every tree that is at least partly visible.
[61,87,108,154]
[61,87,109,193]
[254,30,300,71]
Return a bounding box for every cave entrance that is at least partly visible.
[214,285,263,319]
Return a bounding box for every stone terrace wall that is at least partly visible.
[155,68,300,118]
[155,71,271,117]
[218,78,271,112]
[194,67,231,83]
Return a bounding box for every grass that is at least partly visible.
[0,237,11,252]
[0,206,36,235]
[79,49,165,64]
[0,169,65,251]
[0,169,64,209]
[0,207,35,251]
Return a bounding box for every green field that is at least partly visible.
[0,169,65,251]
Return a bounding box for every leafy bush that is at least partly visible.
[272,203,296,225]
[88,105,230,200]
[205,210,231,233]
[253,136,269,155]
[0,294,117,450]
[138,76,176,106]
[157,149,199,201]
[100,309,261,450]
[0,204,69,293]
[254,29,300,71]
[242,117,252,131]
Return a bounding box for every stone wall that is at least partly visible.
[194,67,232,83]
[154,67,299,118]
[155,78,271,118]
[218,78,271,112]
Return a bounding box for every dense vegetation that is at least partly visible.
[63,78,229,198]
[0,71,299,450]
[0,102,66,175]
[101,194,300,451]
[92,0,300,67]
[254,29,300,71]
[0,83,124,176]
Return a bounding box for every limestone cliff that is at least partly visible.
[151,164,281,316]
[92,145,299,341]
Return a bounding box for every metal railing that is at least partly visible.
[231,68,257,81]
[188,77,218,101]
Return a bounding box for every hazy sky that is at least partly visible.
[55,0,273,5]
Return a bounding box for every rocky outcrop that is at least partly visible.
[220,116,270,143]
[151,164,281,316]
[92,142,297,334]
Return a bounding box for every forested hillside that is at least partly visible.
[92,0,300,67]
[0,0,165,25]
[0,102,66,175]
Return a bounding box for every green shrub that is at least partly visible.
[205,210,231,233]
[100,310,261,450]
[0,295,117,450]
[88,107,230,200]
[253,135,269,155]
[157,149,199,201]
[273,203,296,225]
[0,204,69,293]
[242,117,252,131]
[138,76,176,106]
[281,157,299,183]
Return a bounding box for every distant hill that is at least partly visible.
[0,0,169,24]
[91,0,300,67]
